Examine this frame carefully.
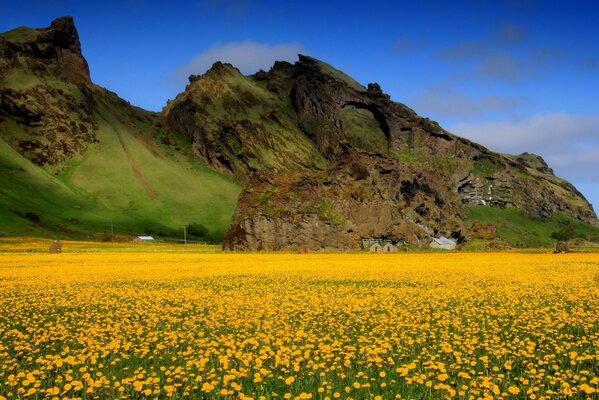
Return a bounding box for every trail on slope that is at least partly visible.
[110,110,162,158]
[97,109,160,203]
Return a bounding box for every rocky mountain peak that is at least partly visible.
[0,16,89,81]
[188,61,242,84]
[48,16,83,55]
[206,61,241,76]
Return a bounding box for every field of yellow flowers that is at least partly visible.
[0,251,598,399]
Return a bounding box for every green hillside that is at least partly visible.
[0,17,242,241]
[464,206,599,248]
[0,106,240,241]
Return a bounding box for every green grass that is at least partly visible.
[463,206,599,247]
[336,108,388,154]
[0,102,242,241]
[0,26,41,43]
[0,237,222,253]
[472,158,502,177]
[304,56,366,91]
[392,148,421,164]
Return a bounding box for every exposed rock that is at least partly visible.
[223,145,464,251]
[486,238,511,250]
[0,16,90,82]
[470,222,497,240]
[219,55,596,250]
[0,17,98,166]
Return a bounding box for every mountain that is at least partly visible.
[162,55,597,250]
[0,17,597,248]
[0,17,240,241]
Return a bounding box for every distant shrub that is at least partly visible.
[186,223,210,240]
[551,221,575,242]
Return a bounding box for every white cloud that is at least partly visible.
[449,113,599,157]
[546,148,599,182]
[412,85,527,119]
[173,41,303,82]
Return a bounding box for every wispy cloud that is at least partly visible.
[494,23,526,44]
[172,41,303,83]
[434,22,568,83]
[437,41,486,62]
[411,85,528,119]
[579,57,599,72]
[392,37,426,54]
[448,113,599,183]
[478,53,528,83]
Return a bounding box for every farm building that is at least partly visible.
[430,237,457,250]
[133,236,154,243]
[369,243,383,252]
[382,243,397,252]
[362,238,400,248]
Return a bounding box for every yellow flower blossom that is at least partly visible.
[0,251,596,399]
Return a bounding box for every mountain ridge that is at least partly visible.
[0,17,240,241]
[0,17,596,248]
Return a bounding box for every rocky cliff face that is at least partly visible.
[163,62,325,183]
[0,17,99,166]
[224,145,464,251]
[215,56,596,250]
[0,16,90,82]
[0,17,163,169]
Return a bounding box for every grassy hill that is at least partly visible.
[0,17,242,241]
[0,106,241,241]
[463,206,599,248]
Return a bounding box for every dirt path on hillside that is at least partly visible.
[98,110,160,203]
[110,111,161,158]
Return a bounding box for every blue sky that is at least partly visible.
[2,0,598,210]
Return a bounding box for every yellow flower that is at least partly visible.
[508,386,521,395]
[201,382,214,393]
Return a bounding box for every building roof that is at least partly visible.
[137,236,154,240]
[431,237,455,245]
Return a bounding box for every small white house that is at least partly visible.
[133,235,154,243]
[430,236,457,250]
[369,243,383,252]
[382,243,398,253]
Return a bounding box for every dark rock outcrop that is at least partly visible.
[0,16,90,82]
[218,56,596,250]
[224,145,464,251]
[0,16,98,166]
